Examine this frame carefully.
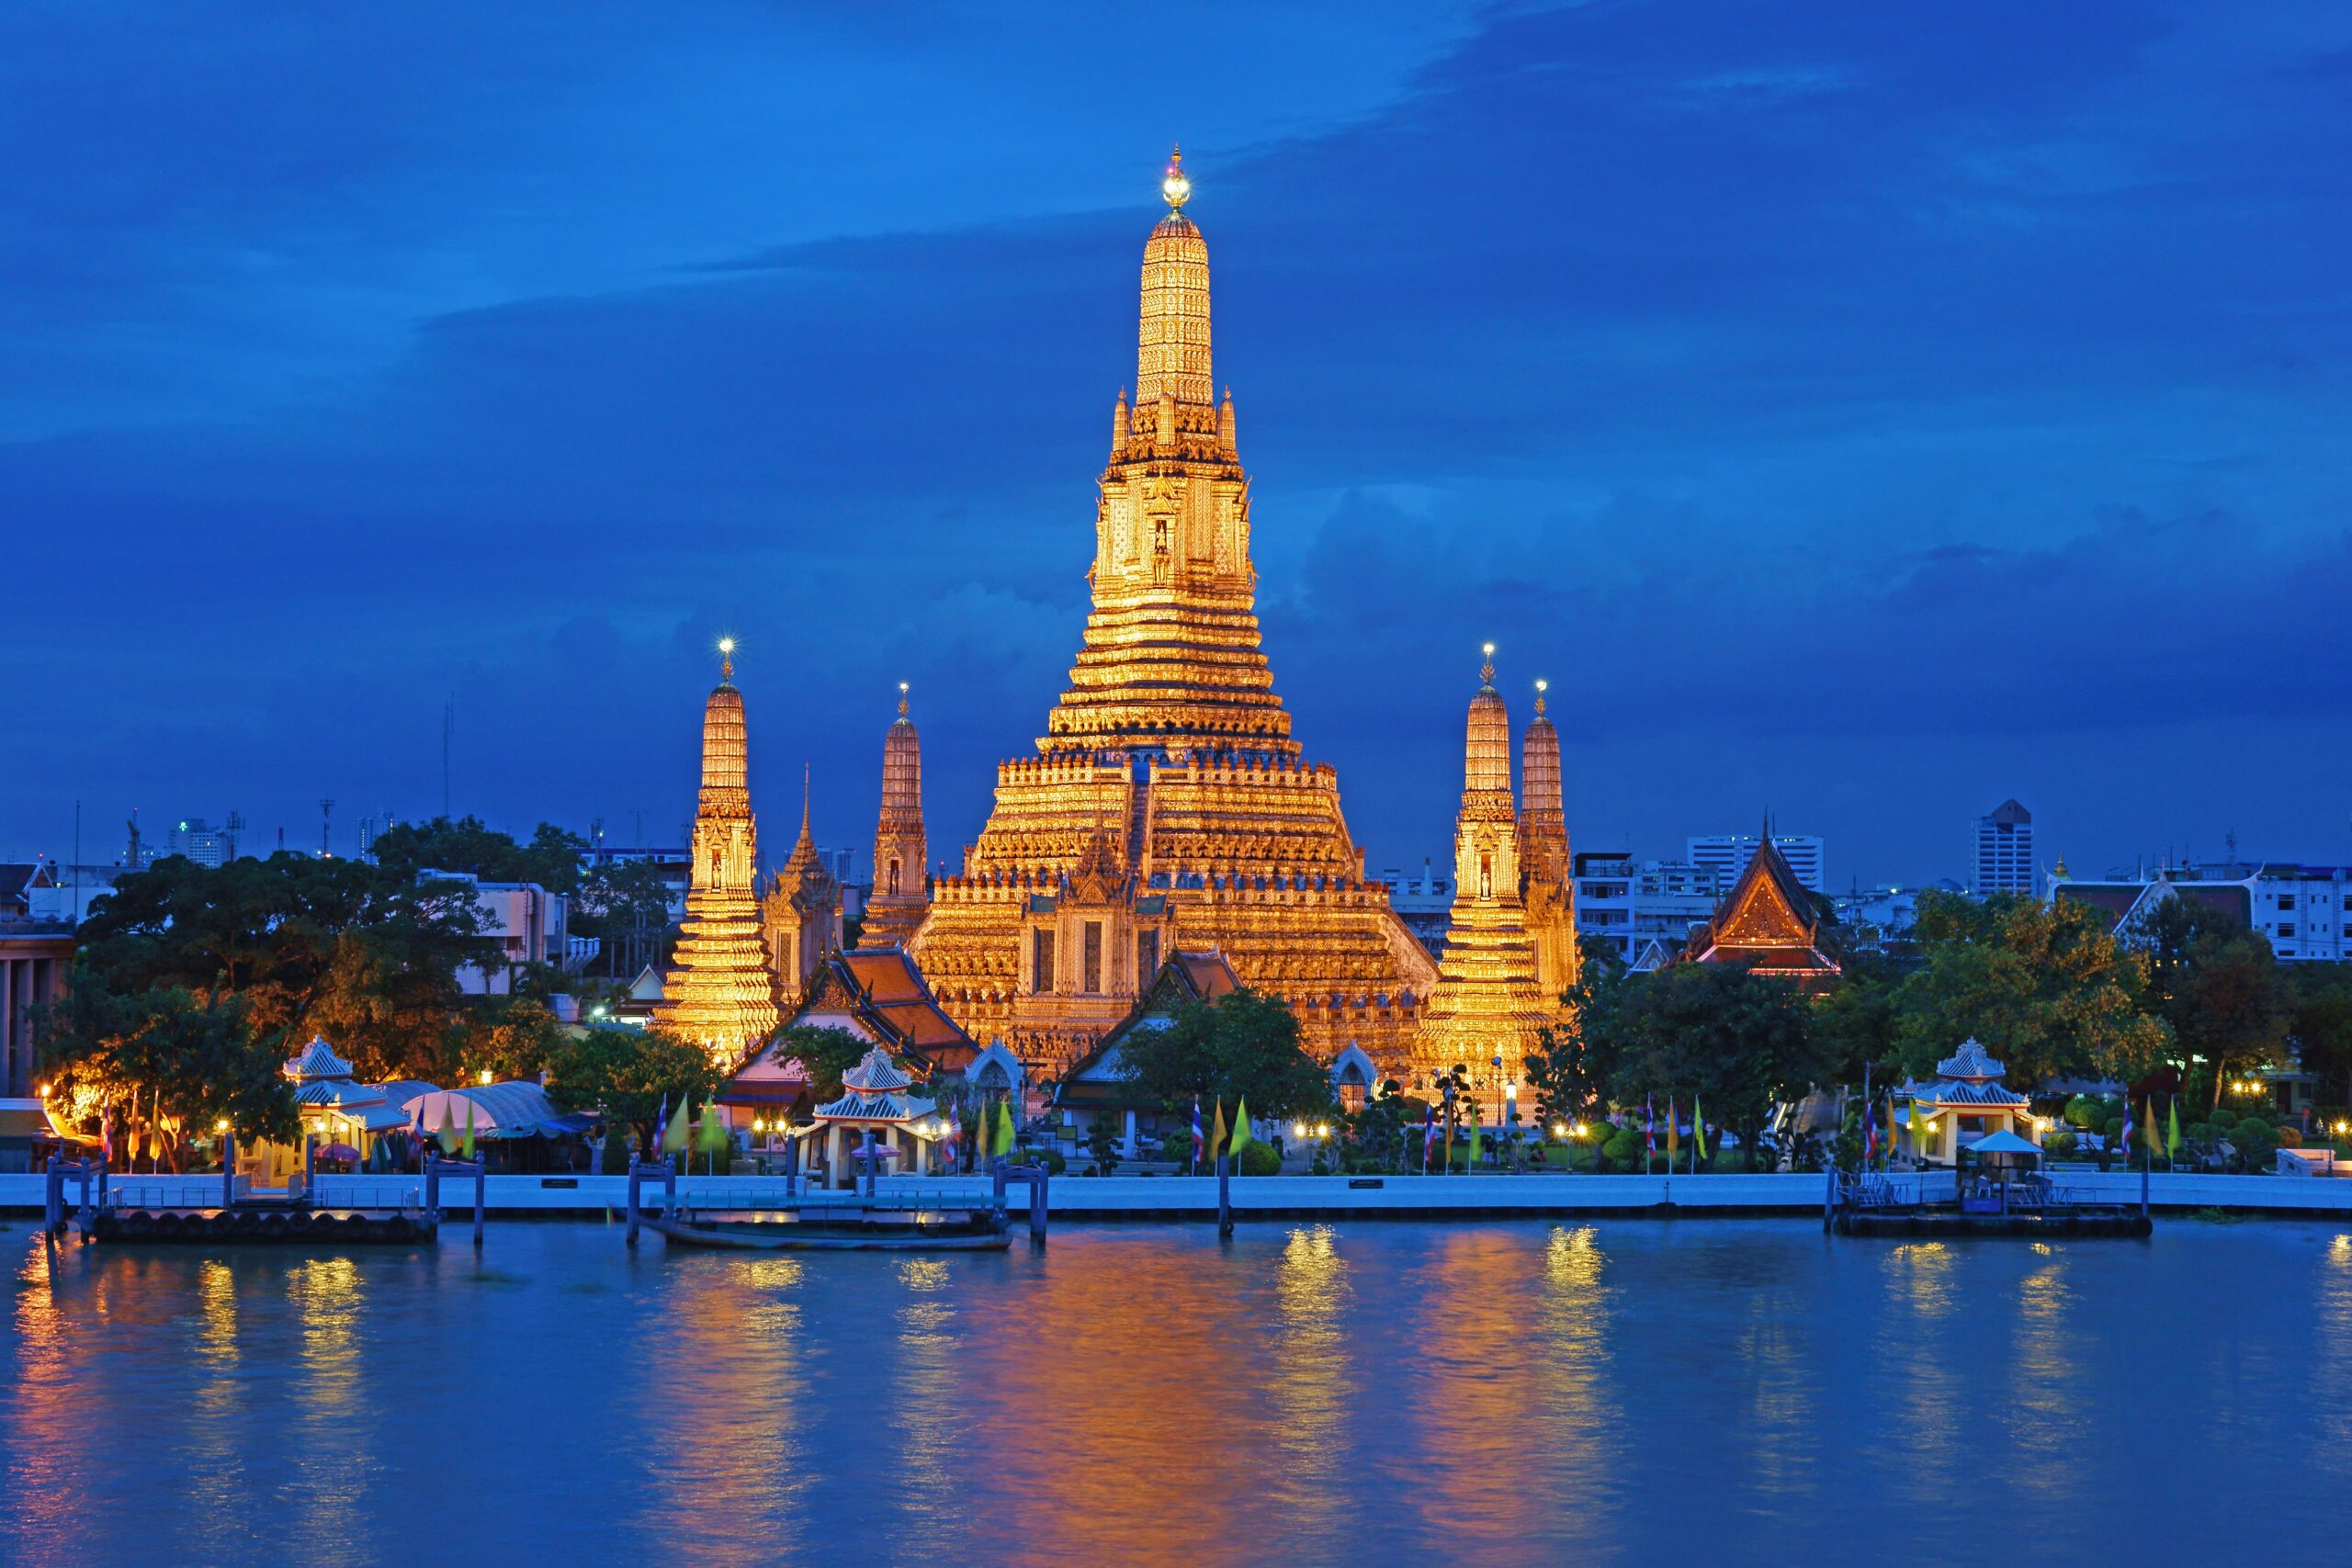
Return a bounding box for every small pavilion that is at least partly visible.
[801,1046,948,1188]
[268,1036,411,1179]
[1895,1038,2036,1166]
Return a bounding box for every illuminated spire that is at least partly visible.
[861,681,930,948]
[1137,149,1211,408]
[1465,646,1510,796]
[1160,144,1191,214]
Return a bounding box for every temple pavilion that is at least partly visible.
[905,150,1438,1076]
[1895,1039,2037,1165]
[800,1046,950,1189]
[1681,831,1841,985]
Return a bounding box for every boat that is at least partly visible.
[639,1207,1012,1252]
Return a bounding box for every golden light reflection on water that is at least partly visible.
[285,1257,368,1556]
[1536,1226,1622,1523]
[891,1257,962,1556]
[1882,1243,1958,1475]
[2006,1251,2085,1494]
[183,1259,246,1559]
[628,1253,808,1562]
[1268,1224,1351,1537]
[1409,1228,1550,1546]
[5,1238,85,1552]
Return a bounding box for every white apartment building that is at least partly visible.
[2054,862,2351,964]
[1687,833,1824,894]
[420,869,575,993]
[1575,852,1725,965]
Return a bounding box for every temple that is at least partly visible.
[761,766,843,1011]
[1682,828,1841,984]
[657,642,784,1055]
[858,682,930,949]
[1411,649,1565,1084]
[1519,677,1579,1000]
[909,151,1438,1074]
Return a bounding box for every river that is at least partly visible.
[6,1218,2349,1564]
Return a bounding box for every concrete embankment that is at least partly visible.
[9,1168,2352,1219]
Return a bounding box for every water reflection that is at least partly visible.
[1408,1228,1544,1549]
[626,1254,808,1564]
[2317,1235,2352,1445]
[282,1258,369,1554]
[2006,1251,2085,1493]
[890,1257,962,1562]
[1880,1243,1959,1483]
[1268,1224,1351,1539]
[3,1239,84,1555]
[1536,1225,1622,1528]
[1736,1283,1817,1498]
[181,1259,246,1560]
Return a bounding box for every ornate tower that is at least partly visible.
[858,682,931,950]
[910,150,1438,1072]
[657,641,782,1057]
[1519,678,1580,1000]
[763,767,844,1010]
[1412,647,1558,1087]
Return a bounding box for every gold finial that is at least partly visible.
[898,680,910,717]
[718,637,735,682]
[1480,642,1496,686]
[1534,677,1548,716]
[1161,144,1191,214]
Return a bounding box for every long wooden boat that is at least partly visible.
[641,1210,1012,1252]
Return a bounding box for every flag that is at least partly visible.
[1885,1096,1898,1163]
[436,1099,459,1156]
[2143,1097,2163,1161]
[696,1106,731,1173]
[1667,1097,1679,1168]
[1694,1096,1708,1167]
[2166,1096,2182,1159]
[1645,1096,1656,1164]
[2120,1093,2134,1156]
[662,1095,692,1156]
[995,1097,1018,1157]
[1421,1104,1439,1174]
[1466,1104,1483,1170]
[1863,1094,1877,1164]
[1190,1100,1204,1172]
[410,1099,427,1169]
[1908,1097,1928,1157]
[100,1106,115,1166]
[1229,1096,1252,1156]
[1211,1100,1229,1166]
[461,1099,477,1161]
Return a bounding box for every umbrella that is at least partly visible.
[318,1143,361,1161]
[851,1145,905,1162]
[1970,1130,2041,1156]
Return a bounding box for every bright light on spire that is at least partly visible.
[1161,144,1191,214]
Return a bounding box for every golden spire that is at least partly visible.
[1161,144,1190,214]
[1466,645,1510,795]
[1137,150,1211,408]
[798,761,812,847]
[718,636,735,682]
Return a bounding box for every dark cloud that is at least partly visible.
[3,2,2347,882]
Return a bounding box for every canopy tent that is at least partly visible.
[1966,1130,2041,1157]
[395,1082,589,1141]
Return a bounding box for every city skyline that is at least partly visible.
[6,5,2348,886]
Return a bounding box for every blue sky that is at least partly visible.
[4,2,2347,886]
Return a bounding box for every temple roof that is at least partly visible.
[789,947,978,1073]
[284,1035,355,1082]
[1682,833,1839,979]
[1057,949,1251,1107]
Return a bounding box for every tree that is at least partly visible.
[1587,958,1825,1170]
[36,976,298,1159]
[1114,988,1333,1122]
[2287,964,2352,1106]
[768,1024,873,1103]
[2165,930,2290,1109]
[457,997,566,1086]
[368,816,586,894]
[1524,939,1625,1134]
[572,857,678,978]
[1084,1113,1121,1175]
[1893,892,2170,1089]
[544,1028,718,1156]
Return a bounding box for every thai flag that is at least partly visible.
[1422,1104,1441,1172]
[1190,1100,1204,1172]
[100,1107,114,1166]
[1864,1096,1878,1164]
[1645,1096,1656,1158]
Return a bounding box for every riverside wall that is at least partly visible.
[8,1168,2352,1219]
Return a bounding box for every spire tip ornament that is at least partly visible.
[898,680,910,717]
[718,637,735,682]
[1160,144,1191,215]
[1480,642,1497,687]
[1534,677,1548,716]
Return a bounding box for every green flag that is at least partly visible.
[1466,1106,1483,1170]
[460,1099,476,1161]
[1229,1096,1252,1156]
[696,1105,731,1173]
[436,1099,459,1156]
[662,1095,692,1156]
[2166,1096,2182,1158]
[1693,1096,1708,1165]
[995,1098,1017,1157]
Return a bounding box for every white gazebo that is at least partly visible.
[1896,1038,2036,1166]
[801,1046,950,1188]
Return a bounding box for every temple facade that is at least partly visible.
[761,769,843,1012]
[858,683,931,950]
[657,643,783,1057]
[909,152,1438,1074]
[1411,650,1566,1086]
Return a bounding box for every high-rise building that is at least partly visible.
[1973,799,2034,895]
[656,642,781,1057]
[1412,649,1563,1089]
[907,152,1439,1074]
[1688,832,1824,895]
[859,683,931,949]
[170,818,234,868]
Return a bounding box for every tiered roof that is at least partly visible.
[812,1046,935,1124]
[1682,832,1839,981]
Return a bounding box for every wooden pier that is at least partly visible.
[47,1136,491,1247]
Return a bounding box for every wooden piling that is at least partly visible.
[1216,1153,1233,1237]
